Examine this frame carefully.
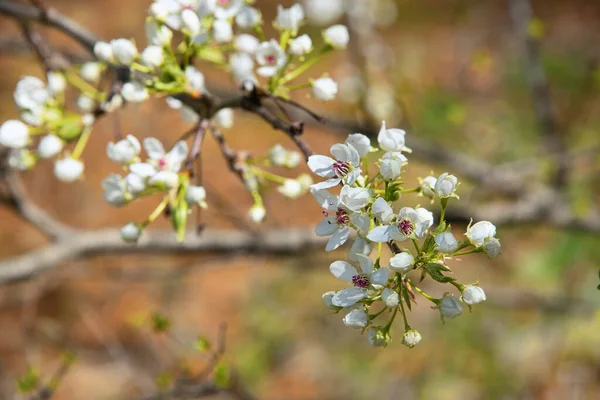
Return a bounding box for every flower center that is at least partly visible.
[217,0,230,6]
[265,54,277,65]
[332,160,350,177]
[398,219,414,235]
[336,208,349,225]
[158,158,169,170]
[352,275,370,288]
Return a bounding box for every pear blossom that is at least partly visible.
[213,19,233,43]
[367,206,433,242]
[307,143,361,189]
[102,174,130,206]
[345,133,371,158]
[402,330,422,348]
[235,6,262,29]
[323,24,349,49]
[371,198,395,224]
[214,0,243,19]
[438,294,463,320]
[214,108,234,129]
[0,120,29,148]
[377,120,406,152]
[461,285,486,305]
[120,223,141,243]
[255,40,287,77]
[248,204,266,223]
[277,179,304,199]
[435,172,458,198]
[185,66,206,93]
[121,82,149,103]
[235,34,259,54]
[466,221,497,247]
[166,97,200,124]
[76,95,95,112]
[322,291,339,310]
[367,327,389,347]
[289,34,312,55]
[185,185,207,207]
[339,185,370,212]
[37,135,63,159]
[311,189,351,251]
[110,39,138,65]
[380,151,407,181]
[107,135,141,164]
[127,138,188,189]
[419,175,437,198]
[382,288,400,308]
[181,9,201,36]
[80,62,102,82]
[230,52,256,83]
[483,237,501,259]
[347,237,373,263]
[141,46,165,68]
[274,4,304,33]
[145,20,173,46]
[9,149,36,170]
[14,76,49,111]
[343,309,369,329]
[47,72,66,94]
[125,172,146,194]
[329,255,390,307]
[389,252,414,273]
[435,232,459,253]
[93,41,114,62]
[54,157,84,182]
[312,77,338,101]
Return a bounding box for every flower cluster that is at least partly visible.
[310,122,501,348]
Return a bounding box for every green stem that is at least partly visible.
[286,82,312,91]
[143,197,170,227]
[254,26,266,42]
[71,126,92,159]
[279,45,332,84]
[399,297,411,331]
[253,168,287,184]
[412,239,421,255]
[66,71,101,101]
[369,307,387,320]
[440,197,448,223]
[410,281,438,304]
[452,248,481,257]
[382,308,398,332]
[279,29,291,50]
[400,188,420,194]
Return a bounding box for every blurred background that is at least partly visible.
[0,0,599,399]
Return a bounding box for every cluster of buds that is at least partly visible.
[310,122,501,348]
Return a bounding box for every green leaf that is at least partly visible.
[155,371,173,390]
[422,263,455,283]
[194,336,211,352]
[151,312,171,333]
[57,115,83,141]
[17,366,40,394]
[213,362,231,388]
[399,284,412,311]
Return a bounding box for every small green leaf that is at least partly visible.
[151,312,171,333]
[194,336,211,352]
[155,371,173,390]
[213,362,231,389]
[422,263,455,283]
[17,366,40,394]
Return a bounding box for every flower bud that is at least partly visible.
[76,95,95,112]
[461,285,486,305]
[107,135,141,164]
[121,82,149,103]
[322,291,339,309]
[289,34,312,55]
[93,41,114,62]
[419,176,437,198]
[342,309,369,329]
[235,6,262,29]
[435,232,459,253]
[38,135,63,159]
[9,149,36,170]
[80,62,102,82]
[185,66,206,93]
[466,221,496,247]
[235,34,259,54]
[102,174,128,206]
[377,120,406,152]
[323,24,349,49]
[213,19,233,43]
[214,108,234,129]
[185,185,207,207]
[483,237,501,259]
[149,171,179,189]
[145,20,172,46]
[0,120,29,148]
[345,133,371,158]
[389,252,414,273]
[312,77,338,101]
[277,179,304,199]
[181,9,201,36]
[248,204,266,223]
[110,39,138,65]
[402,330,422,348]
[367,327,389,348]
[380,158,402,181]
[382,288,399,308]
[435,172,458,198]
[120,223,141,243]
[47,72,66,94]
[438,294,463,320]
[125,173,146,195]
[141,45,164,68]
[54,157,84,182]
[275,4,304,33]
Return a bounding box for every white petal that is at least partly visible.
[344,168,361,186]
[332,286,367,307]
[326,226,349,251]
[310,188,339,210]
[310,178,340,190]
[315,217,338,236]
[143,137,165,159]
[367,225,393,242]
[129,162,157,177]
[370,268,390,287]
[167,140,189,169]
[357,254,374,274]
[307,155,336,178]
[329,261,358,282]
[372,197,395,224]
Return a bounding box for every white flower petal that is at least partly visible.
[307,155,336,178]
[326,226,350,251]
[367,225,393,242]
[357,254,374,275]
[315,216,338,236]
[329,260,358,282]
[332,286,367,307]
[370,268,390,287]
[143,137,165,159]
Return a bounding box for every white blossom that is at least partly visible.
[345,133,371,158]
[312,77,338,101]
[107,135,141,164]
[54,157,84,182]
[235,34,259,54]
[186,185,207,207]
[371,197,394,224]
[419,175,437,198]
[466,221,497,247]
[343,309,369,329]
[76,95,95,112]
[248,204,266,223]
[307,143,360,189]
[311,189,350,251]
[0,120,29,148]
[93,41,114,62]
[322,291,339,309]
[255,40,287,78]
[110,39,138,65]
[483,237,501,259]
[213,19,233,43]
[214,0,243,19]
[439,294,463,320]
[323,24,349,49]
[382,288,400,308]
[235,6,262,29]
[181,9,201,36]
[80,62,102,82]
[289,34,312,56]
[145,20,173,46]
[389,252,414,273]
[121,82,149,103]
[402,330,422,348]
[380,151,407,181]
[435,172,458,198]
[304,0,344,26]
[347,237,373,263]
[37,135,63,159]
[435,232,459,253]
[185,66,206,93]
[329,255,389,307]
[120,223,141,243]
[275,4,304,33]
[368,206,432,243]
[277,179,304,199]
[125,172,146,194]
[339,185,369,212]
[14,76,49,111]
[47,72,66,94]
[377,120,406,152]
[9,149,36,170]
[102,174,129,206]
[462,285,486,305]
[141,46,165,68]
[230,52,256,83]
[214,108,234,129]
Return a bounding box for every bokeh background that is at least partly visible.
[0,0,599,399]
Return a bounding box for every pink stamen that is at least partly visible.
[332,160,350,178]
[352,275,370,288]
[336,208,349,225]
[217,0,229,5]
[265,54,277,65]
[158,158,169,170]
[398,219,414,235]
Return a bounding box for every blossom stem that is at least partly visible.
[254,26,266,42]
[400,188,419,194]
[131,62,152,74]
[399,297,411,331]
[66,71,101,101]
[285,82,311,91]
[412,239,421,255]
[71,126,92,159]
[143,197,169,227]
[369,307,387,320]
[279,29,291,50]
[439,197,448,223]
[382,308,398,332]
[279,44,332,84]
[252,168,287,184]
[452,248,481,257]
[410,282,438,304]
